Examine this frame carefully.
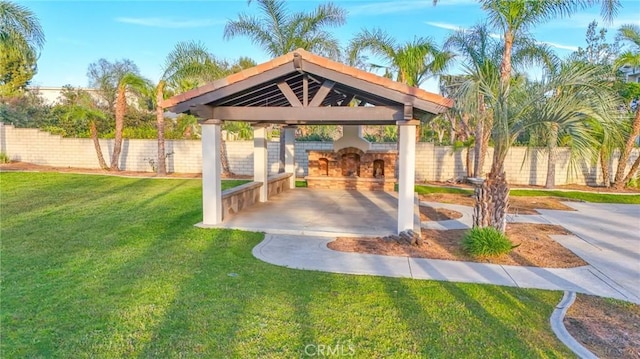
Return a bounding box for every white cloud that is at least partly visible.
[538,41,579,52]
[424,21,465,32]
[348,0,475,16]
[424,21,501,37]
[425,22,578,52]
[115,17,223,29]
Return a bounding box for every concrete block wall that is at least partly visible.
[1,123,638,186]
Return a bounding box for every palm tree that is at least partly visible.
[522,62,619,188]
[348,28,453,144]
[224,0,346,172]
[348,28,453,87]
[64,105,109,169]
[436,0,621,232]
[224,0,346,58]
[0,1,44,95]
[157,41,258,175]
[0,1,44,56]
[445,23,558,179]
[154,41,230,175]
[445,24,502,178]
[612,24,640,188]
[111,73,150,171]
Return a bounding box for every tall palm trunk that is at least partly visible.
[621,153,640,185]
[613,109,640,189]
[220,135,234,177]
[545,123,559,189]
[156,82,167,175]
[482,28,514,233]
[110,84,126,171]
[600,148,611,187]
[279,127,285,173]
[473,95,491,178]
[473,119,483,177]
[90,121,108,170]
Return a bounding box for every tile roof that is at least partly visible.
[161,48,453,112]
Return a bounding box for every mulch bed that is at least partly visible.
[565,294,640,358]
[328,223,587,268]
[419,193,576,215]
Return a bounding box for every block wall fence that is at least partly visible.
[1,123,638,186]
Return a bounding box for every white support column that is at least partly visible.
[284,125,297,189]
[201,119,222,225]
[253,125,268,202]
[397,121,417,233]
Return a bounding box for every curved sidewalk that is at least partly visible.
[253,232,639,304]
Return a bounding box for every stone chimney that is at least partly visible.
[333,125,370,152]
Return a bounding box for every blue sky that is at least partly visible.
[25,0,640,93]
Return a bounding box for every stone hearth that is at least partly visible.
[306,147,397,191]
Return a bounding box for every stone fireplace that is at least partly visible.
[305,126,397,191]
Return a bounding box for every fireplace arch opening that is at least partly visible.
[373,159,385,178]
[318,158,329,176]
[341,153,360,177]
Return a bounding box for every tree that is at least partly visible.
[157,41,257,175]
[570,20,621,186]
[154,41,229,175]
[224,0,346,58]
[436,0,621,232]
[490,0,619,230]
[444,24,502,178]
[87,59,140,112]
[524,62,619,189]
[612,24,640,188]
[0,1,44,96]
[445,23,557,178]
[111,73,150,171]
[224,0,346,172]
[572,20,620,66]
[348,28,453,87]
[348,28,453,145]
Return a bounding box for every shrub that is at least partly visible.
[462,227,513,257]
[0,152,10,163]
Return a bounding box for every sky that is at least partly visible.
[24,0,640,94]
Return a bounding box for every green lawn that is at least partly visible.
[415,184,640,204]
[1,173,574,358]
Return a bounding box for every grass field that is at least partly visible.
[1,173,574,358]
[415,184,640,204]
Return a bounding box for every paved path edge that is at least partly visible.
[550,291,597,359]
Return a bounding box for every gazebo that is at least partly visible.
[162,49,453,234]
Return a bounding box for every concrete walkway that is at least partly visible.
[253,233,638,303]
[217,189,638,303]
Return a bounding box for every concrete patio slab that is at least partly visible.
[201,189,400,237]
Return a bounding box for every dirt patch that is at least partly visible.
[328,223,587,268]
[0,161,251,179]
[419,193,575,214]
[420,206,463,221]
[564,294,640,358]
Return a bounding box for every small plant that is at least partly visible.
[627,174,640,189]
[144,157,157,172]
[462,227,514,257]
[0,152,10,164]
